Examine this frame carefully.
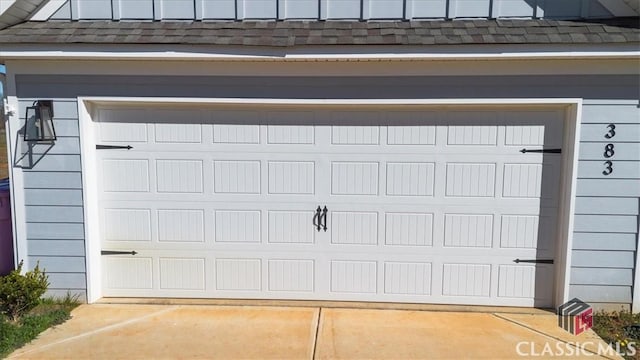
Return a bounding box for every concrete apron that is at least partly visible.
[8,304,619,360]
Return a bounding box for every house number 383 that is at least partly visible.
[602,124,615,175]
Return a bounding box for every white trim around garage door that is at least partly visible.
[78,97,583,307]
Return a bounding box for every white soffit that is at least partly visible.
[0,0,48,29]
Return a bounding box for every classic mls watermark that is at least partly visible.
[515,298,636,357]
[558,298,593,335]
[516,341,637,357]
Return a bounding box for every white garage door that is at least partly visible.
[95,106,564,307]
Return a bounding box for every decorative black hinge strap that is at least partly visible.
[96,145,133,150]
[520,148,562,154]
[513,259,554,264]
[101,250,138,256]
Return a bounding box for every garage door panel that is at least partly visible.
[97,107,563,307]
[103,208,152,242]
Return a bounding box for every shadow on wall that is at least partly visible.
[13,121,55,170]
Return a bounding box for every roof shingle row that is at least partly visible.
[0,18,637,46]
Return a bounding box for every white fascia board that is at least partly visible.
[84,97,584,107]
[29,0,65,21]
[0,50,638,61]
[0,43,639,62]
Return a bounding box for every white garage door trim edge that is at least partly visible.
[77,96,583,308]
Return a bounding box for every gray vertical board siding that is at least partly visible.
[238,0,277,18]
[321,0,360,19]
[47,0,613,19]
[407,0,446,18]
[13,75,639,306]
[493,0,535,17]
[363,0,404,19]
[113,0,154,19]
[50,0,71,19]
[71,0,112,19]
[540,0,583,18]
[449,0,490,18]
[279,0,317,19]
[155,0,195,19]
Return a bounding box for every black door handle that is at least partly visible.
[321,206,328,232]
[313,206,322,232]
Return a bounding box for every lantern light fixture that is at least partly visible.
[24,100,56,142]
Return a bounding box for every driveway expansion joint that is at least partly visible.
[8,306,180,359]
[491,313,615,360]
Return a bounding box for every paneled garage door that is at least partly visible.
[95,106,564,307]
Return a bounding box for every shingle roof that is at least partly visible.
[0,18,638,46]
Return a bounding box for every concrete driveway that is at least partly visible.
[8,304,618,360]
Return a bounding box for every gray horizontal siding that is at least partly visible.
[24,172,83,189]
[22,155,82,172]
[45,273,87,289]
[571,268,633,286]
[26,206,84,223]
[25,189,83,206]
[571,102,639,307]
[45,290,87,303]
[27,223,85,240]
[570,285,632,303]
[581,105,640,124]
[28,240,86,256]
[28,256,85,273]
[579,143,640,161]
[17,100,87,299]
[577,160,640,179]
[52,0,613,21]
[573,215,637,233]
[576,179,640,196]
[572,250,635,268]
[12,75,638,307]
[573,233,637,251]
[581,124,640,142]
[575,197,639,215]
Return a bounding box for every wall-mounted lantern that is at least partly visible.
[24,100,56,142]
